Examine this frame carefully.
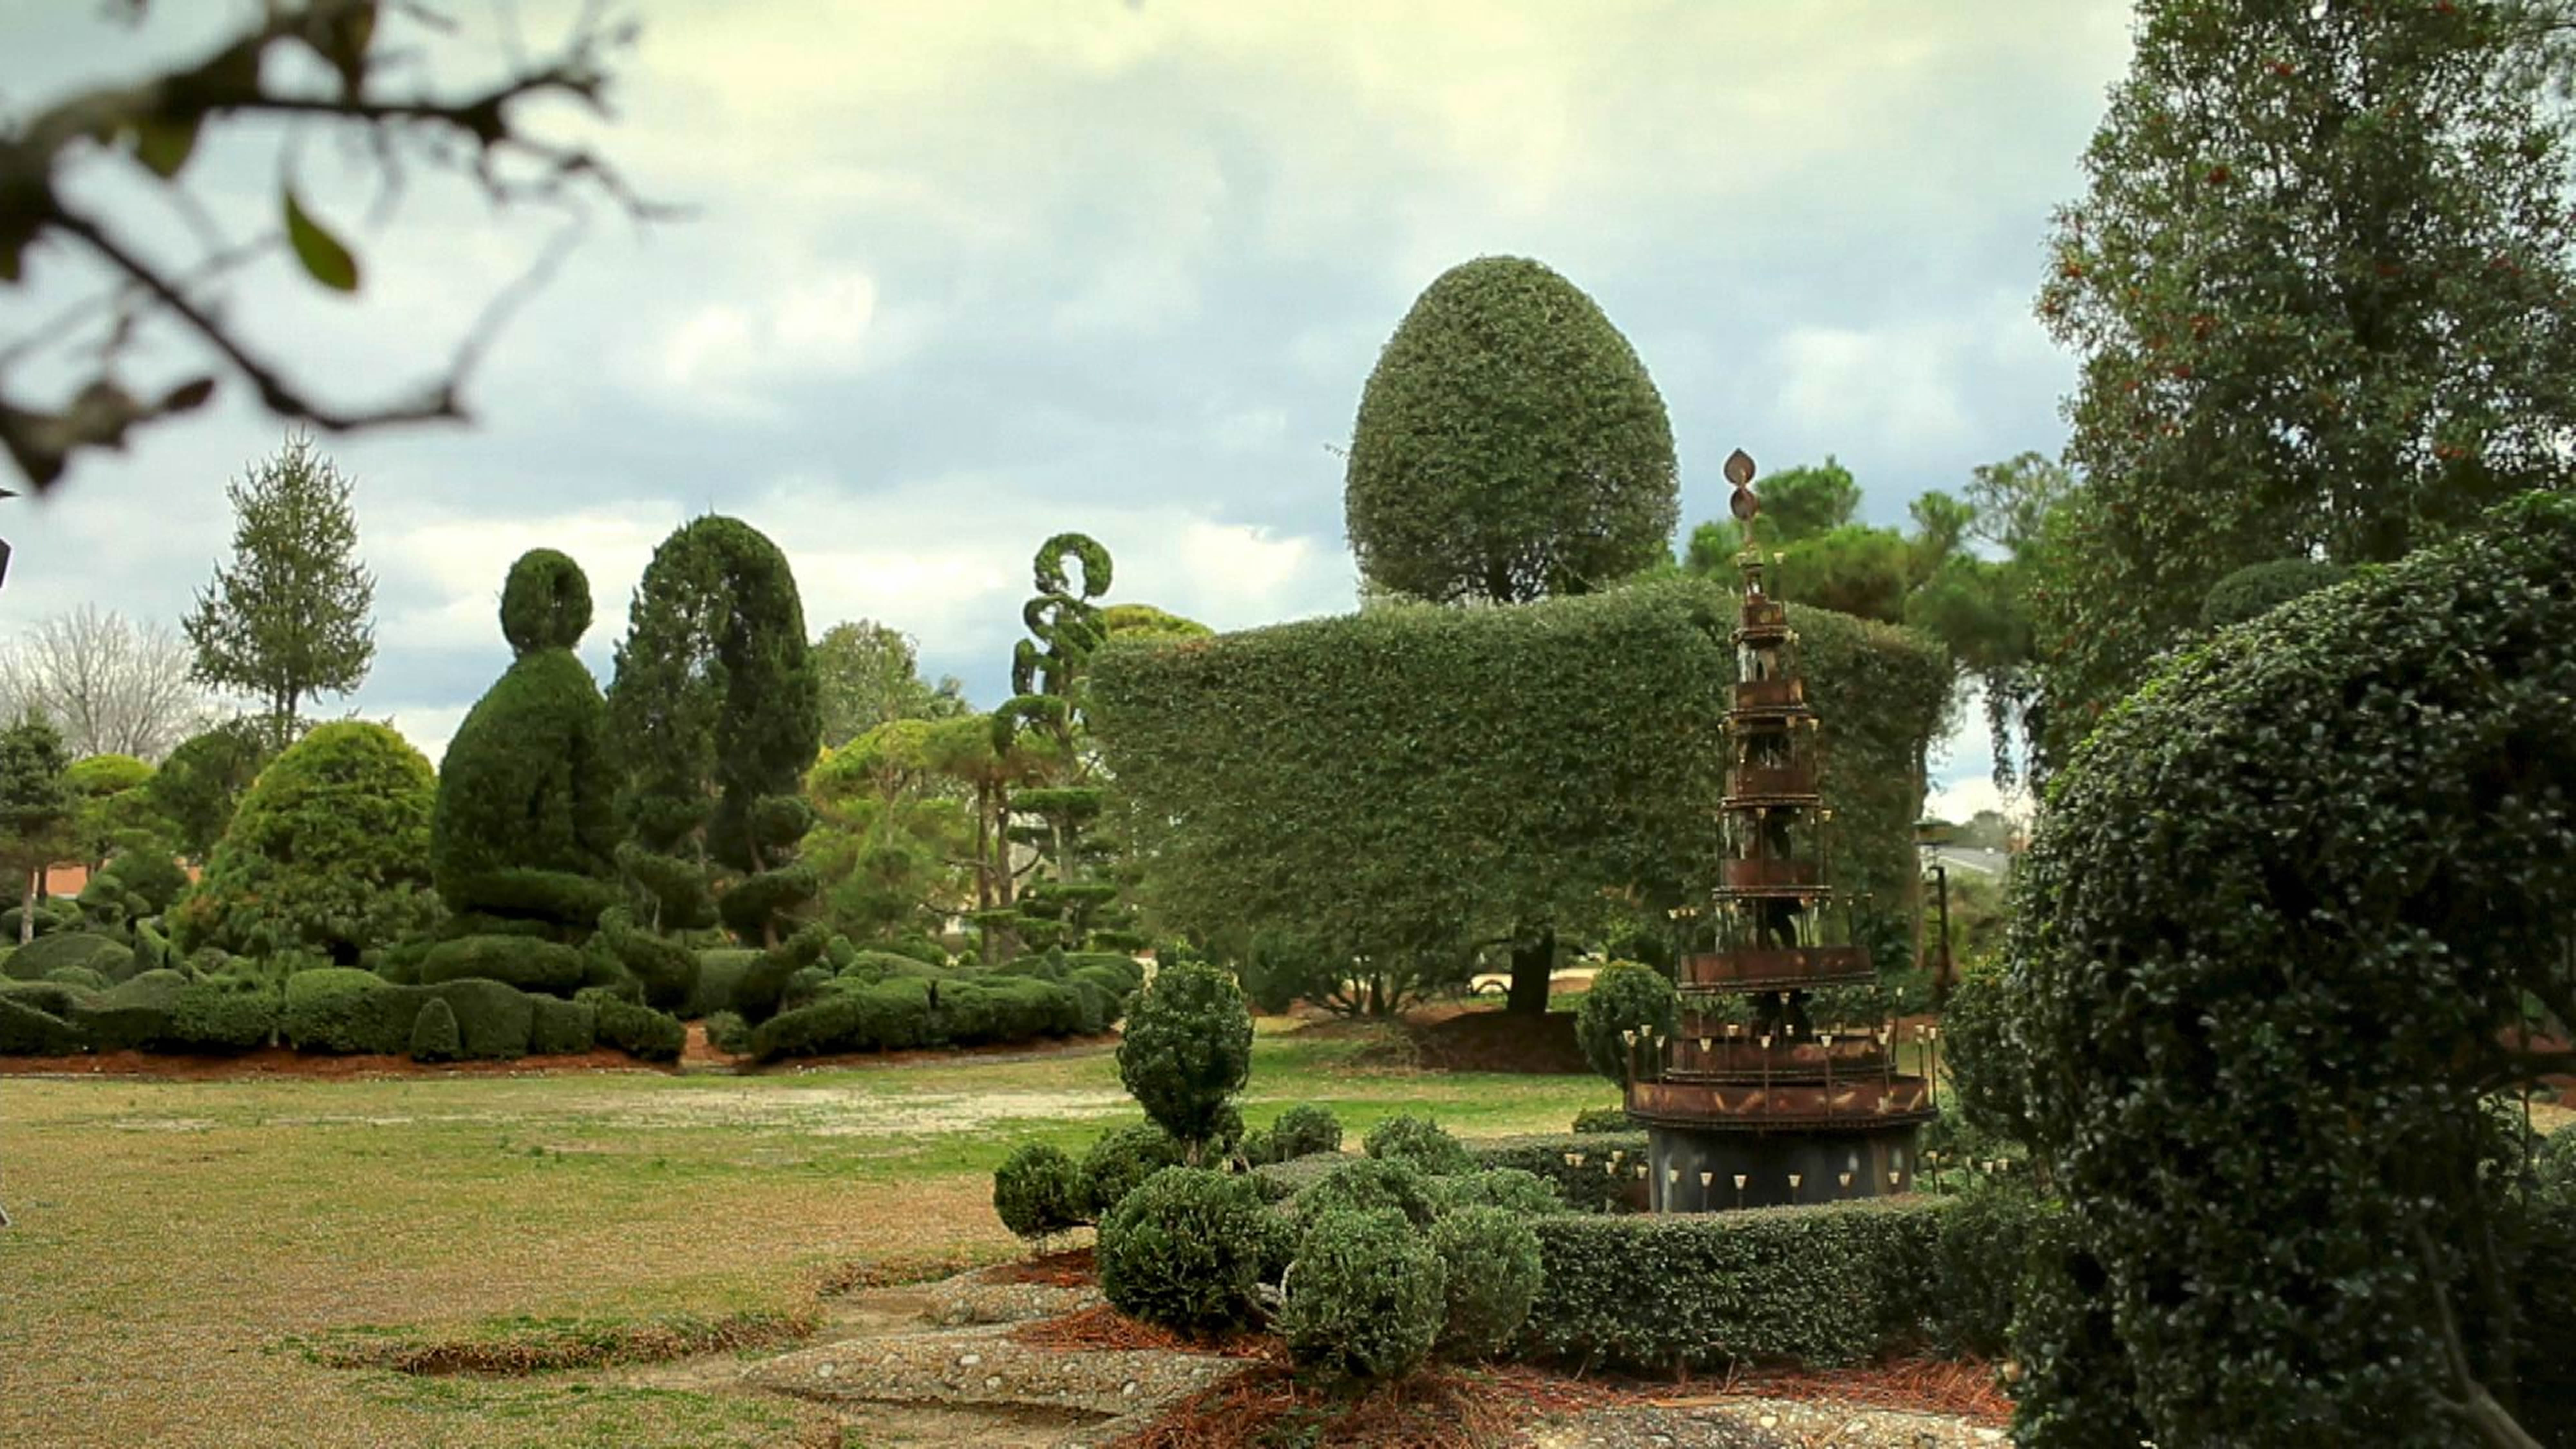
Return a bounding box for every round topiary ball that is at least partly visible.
[1270,1103,1343,1160]
[1573,960,1678,1086]
[1081,1121,1190,1219]
[1096,1166,1287,1337]
[1426,1205,1542,1359]
[993,1142,1092,1241]
[1115,960,1253,1149]
[1300,1156,1441,1227]
[1280,1208,1447,1385]
[1362,1113,1472,1175]
[500,548,594,656]
[409,997,462,1063]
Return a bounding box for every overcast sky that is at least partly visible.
[2,1,2138,819]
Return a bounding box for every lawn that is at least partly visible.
[0,1017,1612,1448]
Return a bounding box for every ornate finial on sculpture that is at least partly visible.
[1724,449,1759,540]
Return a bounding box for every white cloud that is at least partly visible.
[1925,775,2031,828]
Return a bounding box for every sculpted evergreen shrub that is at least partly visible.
[418,934,585,994]
[1269,1103,1342,1160]
[1465,1134,1647,1215]
[1280,1209,1446,1385]
[1432,1168,1564,1217]
[526,995,596,1056]
[431,549,621,931]
[1978,494,2576,1447]
[1096,1166,1285,1337]
[5,931,132,982]
[1428,1206,1543,1360]
[993,1142,1091,1240]
[147,721,269,861]
[1573,961,1678,1086]
[1081,1122,1192,1219]
[1344,256,1676,604]
[1114,960,1252,1151]
[1570,1108,1634,1134]
[281,968,414,1053]
[174,721,440,962]
[0,993,84,1054]
[1092,578,1948,997]
[409,997,461,1062]
[1299,1157,1440,1228]
[584,992,685,1062]
[2197,556,2351,631]
[1362,1113,1472,1176]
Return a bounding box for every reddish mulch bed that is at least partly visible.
[1394,1008,1589,1075]
[982,1246,1096,1287]
[1110,1363,1585,1449]
[1011,1303,1276,1360]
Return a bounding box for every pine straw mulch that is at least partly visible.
[980,1245,1097,1286]
[1009,1302,1278,1360]
[814,1243,1018,1296]
[1696,1355,2013,1426]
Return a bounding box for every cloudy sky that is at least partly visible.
[3,1,2138,819]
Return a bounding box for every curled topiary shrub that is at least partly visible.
[1270,1103,1343,1160]
[1433,1168,1564,1217]
[1573,960,1677,1087]
[1096,1166,1286,1337]
[585,992,685,1062]
[1362,1113,1472,1176]
[526,995,597,1056]
[419,934,586,995]
[1082,1121,1191,1219]
[5,931,133,983]
[1115,959,1253,1152]
[1427,1206,1542,1360]
[1280,1208,1447,1385]
[993,1142,1092,1241]
[1300,1156,1440,1227]
[409,997,462,1062]
[0,994,84,1054]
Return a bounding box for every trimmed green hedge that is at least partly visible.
[1518,1197,1945,1370]
[419,934,587,995]
[747,973,1090,1062]
[1466,1133,1647,1214]
[5,931,134,983]
[584,991,686,1062]
[277,967,660,1061]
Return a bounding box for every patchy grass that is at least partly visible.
[296,1305,821,1375]
[0,1017,1604,1446]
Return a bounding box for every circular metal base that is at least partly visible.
[1644,1122,1924,1213]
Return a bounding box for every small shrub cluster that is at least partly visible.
[1279,1209,1447,1383]
[992,1142,1091,1240]
[1363,1113,1473,1175]
[1462,1133,1648,1214]
[1116,960,1253,1147]
[1096,1167,1289,1337]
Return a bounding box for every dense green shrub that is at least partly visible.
[748,979,934,1060]
[1096,1166,1285,1337]
[1115,960,1252,1149]
[1428,1206,1543,1360]
[1082,1122,1192,1219]
[592,910,696,1010]
[104,848,190,916]
[585,992,685,1062]
[1570,1107,1634,1134]
[71,970,187,1050]
[424,979,535,1059]
[1362,1113,1473,1175]
[2197,556,2350,630]
[1926,1178,2042,1358]
[42,966,110,991]
[526,995,597,1056]
[1466,1134,1647,1214]
[1249,1151,1346,1202]
[704,1009,751,1055]
[1978,494,2576,1447]
[1280,1209,1446,1384]
[281,968,414,1053]
[148,721,270,861]
[1342,255,1676,605]
[1269,1103,1343,1160]
[418,934,586,995]
[0,994,83,1054]
[1521,1198,1945,1370]
[173,721,441,962]
[1573,961,1677,1086]
[167,978,278,1050]
[1300,1157,1440,1227]
[2537,1123,2576,1194]
[1093,578,1950,995]
[1432,1169,1564,1217]
[409,997,462,1062]
[993,1142,1092,1240]
[685,948,762,1019]
[5,931,131,982]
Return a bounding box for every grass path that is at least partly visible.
[0,1018,1609,1447]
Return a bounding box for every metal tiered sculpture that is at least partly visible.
[1624,448,1934,1211]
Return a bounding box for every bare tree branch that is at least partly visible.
[0,605,212,760]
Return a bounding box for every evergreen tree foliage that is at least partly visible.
[811,619,970,749]
[431,549,620,932]
[171,720,438,962]
[0,712,75,946]
[1344,255,1677,604]
[146,719,270,861]
[62,753,162,868]
[2034,0,2576,762]
[182,433,376,750]
[606,516,821,1018]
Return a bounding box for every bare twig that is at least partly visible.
[2411,1221,2546,1449]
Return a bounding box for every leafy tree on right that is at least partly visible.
[2033,0,2576,766]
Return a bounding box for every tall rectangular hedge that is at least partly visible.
[1089,577,1951,966]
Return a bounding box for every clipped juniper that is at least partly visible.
[1114,958,1252,1162]
[431,550,621,940]
[605,517,822,1020]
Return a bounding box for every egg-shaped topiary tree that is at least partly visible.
[430,549,621,935]
[171,720,440,962]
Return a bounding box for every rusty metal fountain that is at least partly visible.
[1624,449,1935,1211]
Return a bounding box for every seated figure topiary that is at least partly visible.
[1280,1208,1447,1385]
[1096,1166,1288,1337]
[430,549,622,935]
[1362,1112,1473,1176]
[993,1142,1092,1241]
[1425,1206,1542,1360]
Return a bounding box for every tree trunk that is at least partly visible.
[17,868,34,945]
[1506,926,1554,1016]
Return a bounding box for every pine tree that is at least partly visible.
[183,433,376,751]
[2034,0,2576,763]
[0,712,75,945]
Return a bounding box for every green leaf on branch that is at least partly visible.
[283,189,360,292]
